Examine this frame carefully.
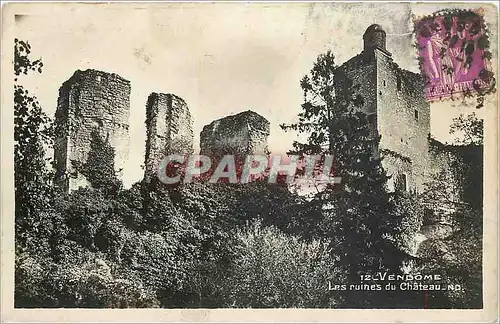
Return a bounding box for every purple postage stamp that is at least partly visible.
[415,9,495,101]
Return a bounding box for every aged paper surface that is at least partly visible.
[1,2,498,323]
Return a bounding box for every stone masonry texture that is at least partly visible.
[339,24,433,194]
[144,93,194,178]
[54,69,131,191]
[200,110,270,161]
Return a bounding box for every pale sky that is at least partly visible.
[11,2,497,187]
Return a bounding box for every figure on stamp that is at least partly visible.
[449,16,465,79]
[450,16,484,78]
[425,16,454,88]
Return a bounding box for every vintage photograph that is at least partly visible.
[1,1,498,321]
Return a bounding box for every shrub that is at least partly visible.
[222,221,339,308]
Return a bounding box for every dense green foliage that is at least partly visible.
[14,39,55,256]
[222,222,337,308]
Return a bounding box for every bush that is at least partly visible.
[221,221,339,308]
[15,249,160,308]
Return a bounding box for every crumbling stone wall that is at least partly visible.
[144,93,193,178]
[200,110,270,161]
[428,139,482,207]
[416,140,482,259]
[54,69,131,191]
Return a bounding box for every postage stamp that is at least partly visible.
[414,9,495,101]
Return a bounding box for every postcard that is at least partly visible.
[1,2,498,323]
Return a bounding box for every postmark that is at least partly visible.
[414,9,495,102]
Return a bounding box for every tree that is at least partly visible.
[16,248,160,308]
[221,221,338,308]
[281,50,364,156]
[281,50,407,307]
[14,39,56,257]
[57,189,113,251]
[449,112,483,145]
[160,182,240,307]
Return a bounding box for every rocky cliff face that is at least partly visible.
[54,69,131,191]
[200,110,270,161]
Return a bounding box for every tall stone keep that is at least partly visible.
[337,24,431,194]
[144,93,194,177]
[200,110,270,161]
[54,69,131,191]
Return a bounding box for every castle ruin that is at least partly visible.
[53,69,131,191]
[144,93,194,179]
[339,24,439,194]
[340,24,482,256]
[200,110,270,161]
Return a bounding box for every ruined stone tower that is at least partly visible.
[200,110,270,161]
[363,24,387,53]
[338,24,432,193]
[54,69,131,191]
[144,93,194,178]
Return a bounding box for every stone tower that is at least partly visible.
[363,24,387,52]
[54,69,131,191]
[200,110,270,161]
[338,24,431,193]
[144,93,194,178]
